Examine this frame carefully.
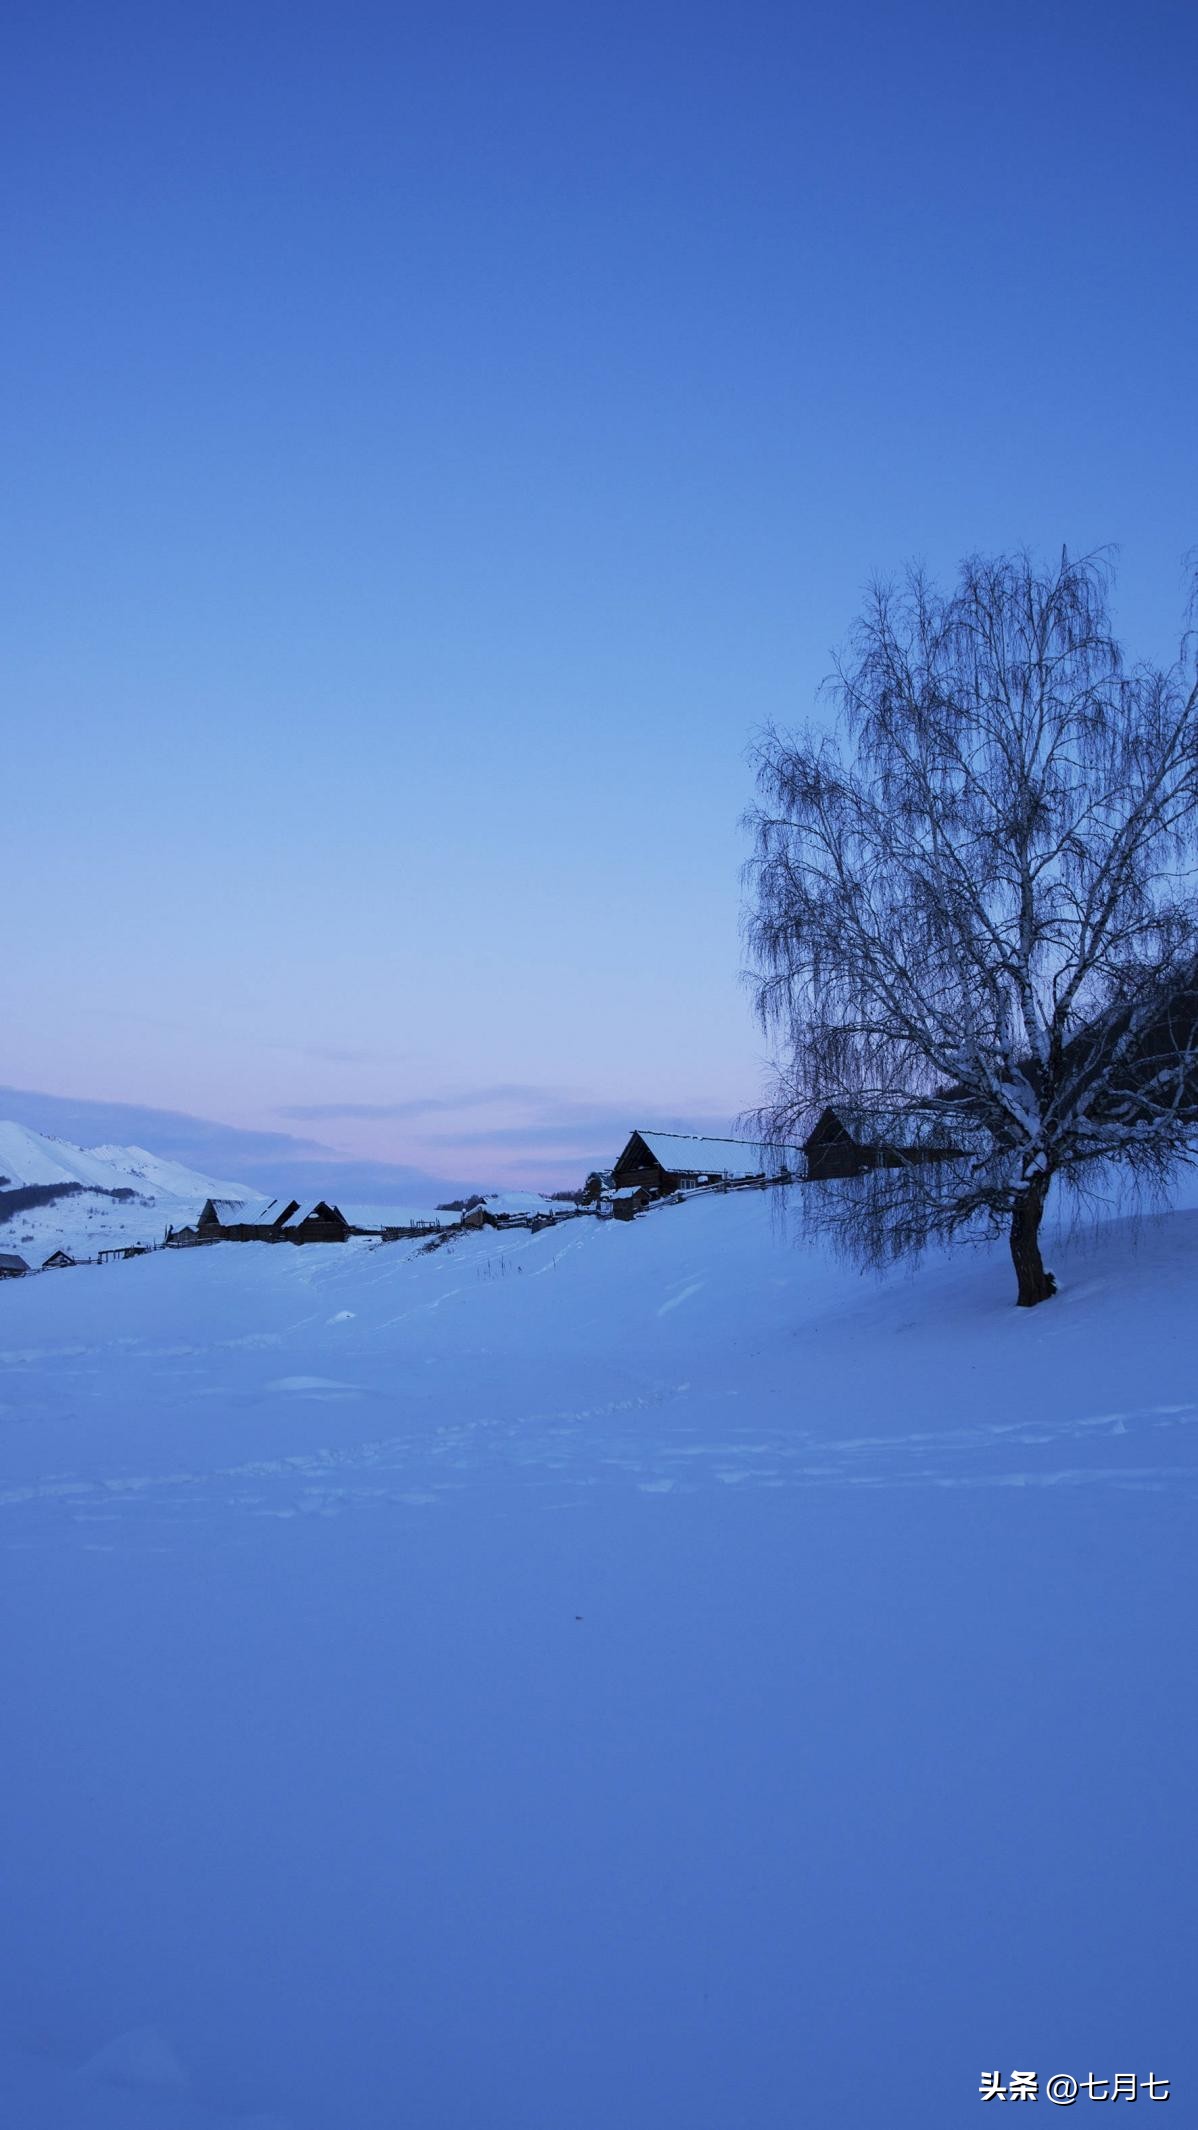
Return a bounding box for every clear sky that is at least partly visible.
[4,0,1196,1190]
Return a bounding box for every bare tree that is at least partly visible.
[743,549,1198,1305]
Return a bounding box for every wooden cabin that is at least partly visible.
[459,1204,498,1230]
[197,1197,301,1241]
[803,1106,963,1181]
[197,1196,246,1233]
[195,1196,456,1246]
[610,1185,650,1221]
[610,1130,802,1197]
[42,1249,77,1269]
[1059,977,1198,1122]
[0,1252,30,1279]
[285,1201,352,1243]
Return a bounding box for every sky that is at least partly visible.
[4,0,1196,1191]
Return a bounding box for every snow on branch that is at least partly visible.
[742,548,1198,1297]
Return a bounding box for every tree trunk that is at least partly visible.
[1009,1172,1057,1307]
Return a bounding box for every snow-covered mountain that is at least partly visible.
[0,1121,254,1263]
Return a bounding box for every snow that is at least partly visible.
[209,1198,281,1229]
[479,1189,571,1214]
[633,1129,803,1176]
[0,1123,258,1263]
[0,1188,1194,2126]
[333,1204,459,1231]
[87,1147,250,1204]
[0,1120,143,1193]
[274,1200,459,1233]
[814,1100,969,1148]
[0,1123,245,1203]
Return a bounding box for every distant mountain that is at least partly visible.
[0,1086,470,1206]
[0,1121,246,1202]
[0,1123,255,1264]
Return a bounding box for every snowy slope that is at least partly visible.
[85,1143,250,1203]
[0,1121,245,1201]
[0,1122,255,1263]
[0,1120,143,1192]
[0,1190,1194,2127]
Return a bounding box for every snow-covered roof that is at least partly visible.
[337,1204,458,1231]
[208,1196,281,1227]
[629,1131,803,1178]
[812,1105,966,1151]
[481,1191,560,1214]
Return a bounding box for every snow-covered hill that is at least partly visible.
[0,1189,1194,2127]
[0,1124,578,1265]
[0,1121,253,1263]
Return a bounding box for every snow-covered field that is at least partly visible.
[1,1190,1194,2127]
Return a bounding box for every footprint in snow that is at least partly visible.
[265,1375,362,1396]
[657,1279,707,1315]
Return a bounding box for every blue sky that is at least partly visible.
[4,0,1196,1189]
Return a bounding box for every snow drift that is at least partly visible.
[0,1187,1193,2127]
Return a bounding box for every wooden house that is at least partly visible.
[197,1197,248,1234]
[459,1204,498,1230]
[804,972,1198,1185]
[610,1131,802,1197]
[0,1252,30,1279]
[198,1198,459,1246]
[610,1185,650,1221]
[1058,976,1198,1123]
[282,1201,352,1243]
[42,1249,77,1269]
[803,1106,963,1181]
[197,1197,301,1242]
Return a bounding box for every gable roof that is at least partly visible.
[285,1200,348,1227]
[805,1104,972,1153]
[616,1130,803,1179]
[233,1197,299,1229]
[0,1252,30,1272]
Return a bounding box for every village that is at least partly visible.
[0,1109,941,1279]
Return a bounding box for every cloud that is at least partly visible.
[277,1084,556,1122]
[220,1156,472,1203]
[424,1123,623,1150]
[0,1082,738,1199]
[278,1087,738,1150]
[0,1085,474,1203]
[263,1042,420,1068]
[422,1108,737,1152]
[0,1084,330,1168]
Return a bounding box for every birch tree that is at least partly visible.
[744,549,1198,1305]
